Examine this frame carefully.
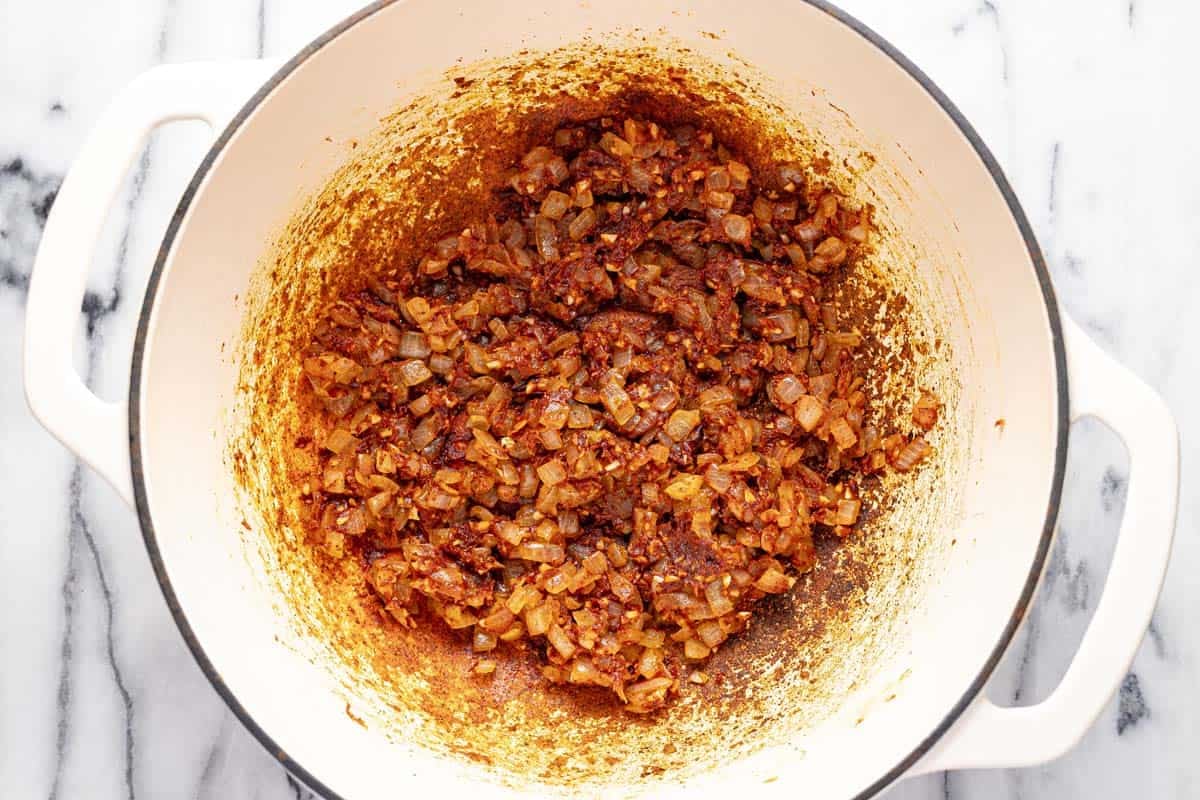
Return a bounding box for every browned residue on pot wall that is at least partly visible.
[229,42,961,794]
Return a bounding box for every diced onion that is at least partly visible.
[829,417,858,450]
[705,580,733,616]
[397,331,431,359]
[892,436,932,471]
[762,309,800,343]
[722,214,752,245]
[398,359,433,387]
[655,592,706,615]
[443,606,478,629]
[479,607,516,633]
[408,393,434,417]
[638,647,664,678]
[723,453,760,472]
[567,402,594,429]
[540,190,572,220]
[534,216,559,261]
[568,657,602,684]
[324,429,359,454]
[428,353,454,374]
[836,498,862,526]
[754,569,794,594]
[547,624,577,658]
[767,375,804,407]
[568,207,597,241]
[524,602,554,636]
[557,510,580,537]
[537,459,567,486]
[794,395,825,432]
[625,677,673,712]
[609,571,639,604]
[664,474,703,500]
[410,414,442,449]
[664,409,701,441]
[696,619,727,647]
[600,374,636,426]
[703,464,732,494]
[514,541,566,564]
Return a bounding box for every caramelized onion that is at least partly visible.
[891,436,932,471]
[513,541,566,564]
[767,375,805,407]
[299,115,934,714]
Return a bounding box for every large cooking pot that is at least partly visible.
[23,2,1179,798]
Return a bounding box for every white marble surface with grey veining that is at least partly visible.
[1,1,1195,797]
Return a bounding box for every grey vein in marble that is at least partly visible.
[0,158,60,291]
[54,469,137,800]
[1117,673,1149,736]
[48,474,78,800]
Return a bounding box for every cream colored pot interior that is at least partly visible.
[135,1,1060,798]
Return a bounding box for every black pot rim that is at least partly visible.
[128,2,1069,797]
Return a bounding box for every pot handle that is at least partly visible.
[913,315,1178,774]
[23,61,277,507]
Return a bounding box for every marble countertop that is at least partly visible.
[1,1,1195,797]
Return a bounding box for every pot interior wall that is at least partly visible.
[135,2,1061,799]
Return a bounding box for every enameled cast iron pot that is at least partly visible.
[24,2,1179,798]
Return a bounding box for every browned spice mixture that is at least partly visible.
[298,117,936,713]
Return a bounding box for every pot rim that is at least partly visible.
[127,2,1070,797]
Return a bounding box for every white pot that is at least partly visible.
[23,2,1179,799]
